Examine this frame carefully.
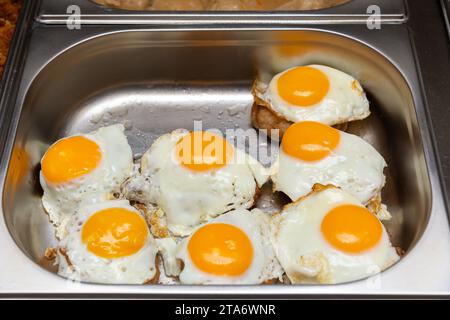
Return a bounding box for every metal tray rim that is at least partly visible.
[37,0,407,25]
[0,24,449,296]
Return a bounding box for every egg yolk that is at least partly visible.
[175,131,234,172]
[188,223,254,276]
[41,136,102,184]
[81,208,148,259]
[321,204,382,254]
[282,121,340,162]
[277,66,330,107]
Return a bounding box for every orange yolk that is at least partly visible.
[175,131,234,172]
[277,66,330,107]
[188,223,254,276]
[282,121,340,162]
[41,136,102,184]
[321,204,382,254]
[81,208,148,259]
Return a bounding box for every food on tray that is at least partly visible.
[252,65,370,136]
[94,0,153,10]
[276,0,348,10]
[0,0,22,76]
[175,208,283,284]
[152,0,205,10]
[271,121,386,205]
[271,185,399,284]
[208,0,264,10]
[38,38,401,284]
[41,118,398,284]
[124,129,269,237]
[93,0,348,11]
[57,200,159,284]
[40,124,133,238]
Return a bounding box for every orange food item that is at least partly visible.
[41,136,103,184]
[321,204,383,254]
[281,121,340,162]
[188,223,254,276]
[82,208,149,259]
[175,131,234,172]
[0,0,22,76]
[277,66,330,107]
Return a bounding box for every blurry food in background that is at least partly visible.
[0,0,22,76]
[152,0,205,10]
[94,0,152,10]
[209,0,265,10]
[0,0,20,20]
[93,0,349,11]
[276,0,347,10]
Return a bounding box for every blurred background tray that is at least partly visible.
[38,0,406,25]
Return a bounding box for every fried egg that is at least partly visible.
[176,208,283,284]
[271,121,386,204]
[271,185,399,284]
[253,64,370,125]
[135,129,269,236]
[40,124,133,238]
[57,200,158,284]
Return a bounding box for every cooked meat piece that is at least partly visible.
[251,103,292,139]
[251,103,349,139]
[94,0,348,11]
[0,0,22,76]
[152,0,206,10]
[208,0,264,10]
[0,0,21,20]
[276,0,348,10]
[94,0,152,10]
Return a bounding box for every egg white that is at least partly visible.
[271,186,399,284]
[40,124,133,238]
[254,64,370,125]
[177,208,283,285]
[271,128,386,204]
[57,200,158,284]
[136,129,269,236]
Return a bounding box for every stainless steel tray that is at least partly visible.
[0,19,449,296]
[441,0,450,41]
[38,0,407,25]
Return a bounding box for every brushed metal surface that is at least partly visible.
[441,0,450,41]
[0,25,449,296]
[37,0,407,25]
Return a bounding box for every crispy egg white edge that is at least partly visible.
[256,64,370,125]
[176,208,284,285]
[57,199,158,284]
[271,129,387,204]
[270,187,400,284]
[137,129,269,237]
[40,124,133,238]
